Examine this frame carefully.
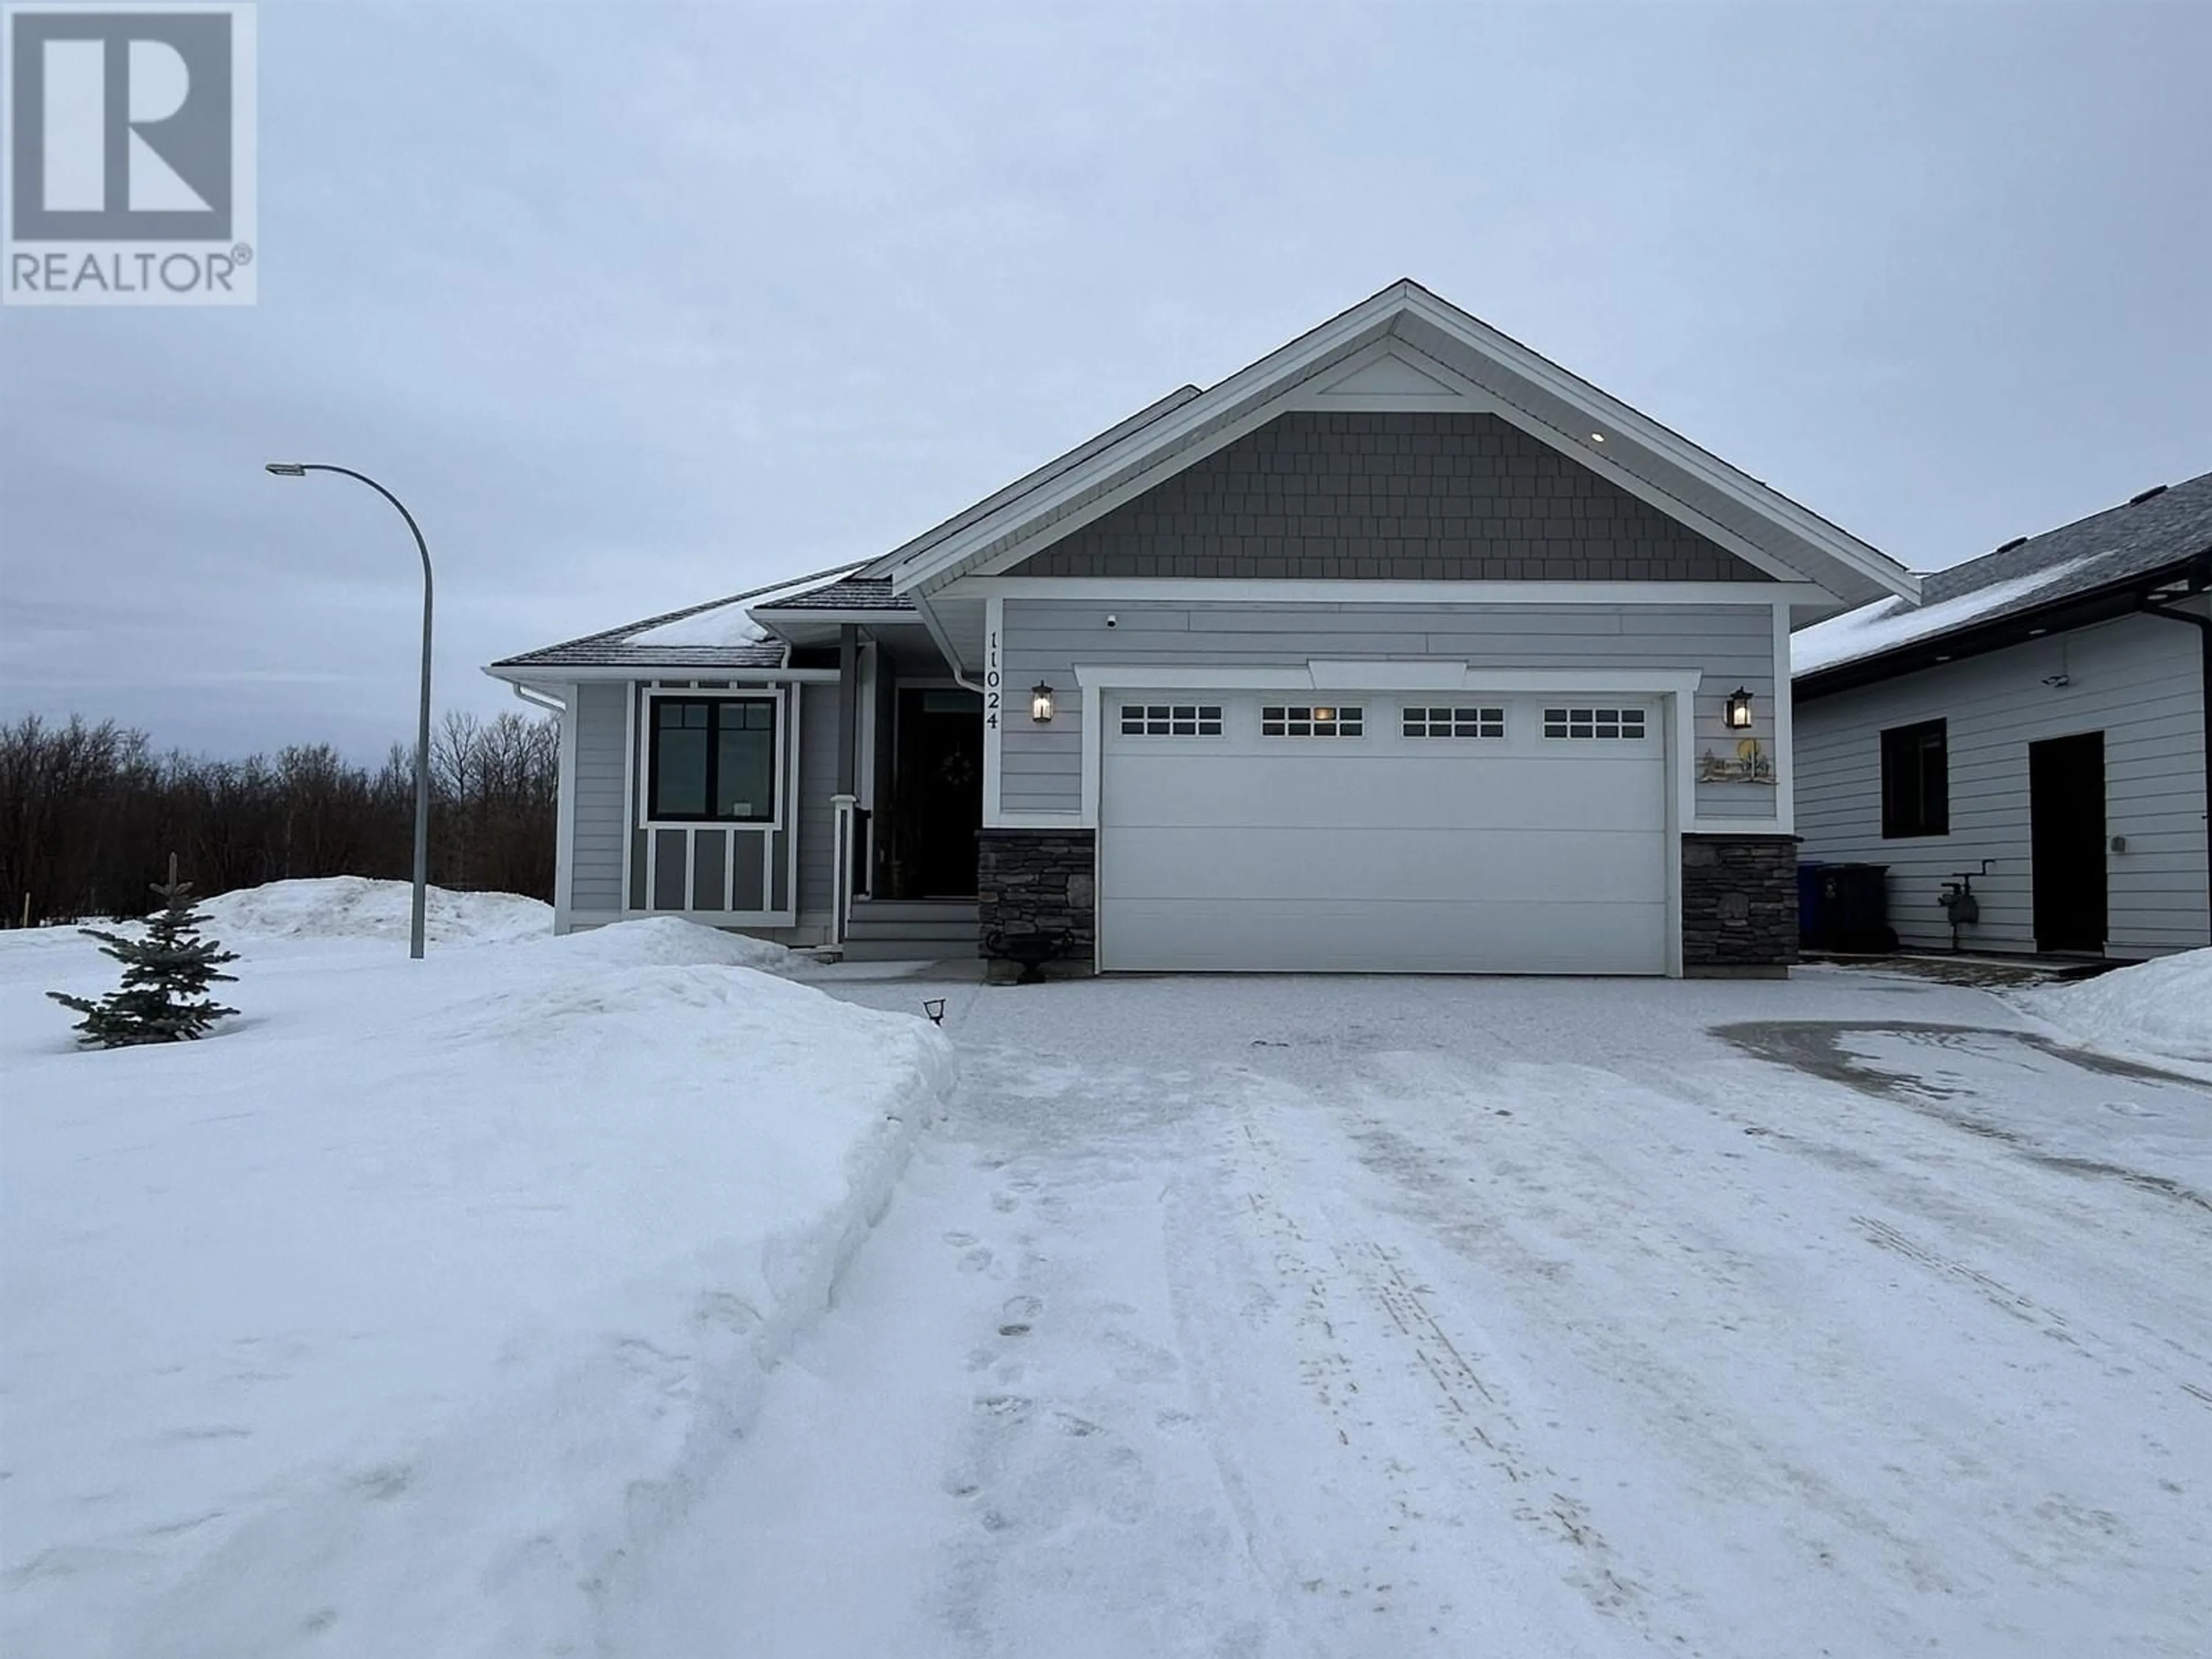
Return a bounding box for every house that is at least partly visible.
[1792,472,2211,960]
[484,279,1917,976]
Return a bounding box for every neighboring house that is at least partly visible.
[1793,473,2212,960]
[485,279,1916,976]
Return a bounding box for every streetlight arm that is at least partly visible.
[264,461,435,960]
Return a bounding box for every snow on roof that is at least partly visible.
[622,569,850,647]
[1791,556,2101,677]
[488,563,868,672]
[1791,470,2212,682]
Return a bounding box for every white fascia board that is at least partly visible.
[950,577,1824,607]
[1391,290,1916,603]
[484,664,842,684]
[1070,664,1706,695]
[744,608,923,624]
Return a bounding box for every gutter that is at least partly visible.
[2134,548,2212,937]
[911,588,987,696]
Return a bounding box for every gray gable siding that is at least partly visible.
[999,600,1779,821]
[1794,608,2210,959]
[1009,412,1771,583]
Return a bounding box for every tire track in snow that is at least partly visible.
[1210,1081,1653,1641]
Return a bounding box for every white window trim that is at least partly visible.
[636,687,791,832]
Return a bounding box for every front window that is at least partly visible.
[1881,719,1948,838]
[649,697,777,822]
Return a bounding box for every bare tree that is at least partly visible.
[0,710,561,925]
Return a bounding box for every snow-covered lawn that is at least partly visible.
[0,882,951,1659]
[616,965,2212,1659]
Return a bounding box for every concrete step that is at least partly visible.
[844,920,978,944]
[849,900,979,925]
[836,935,984,962]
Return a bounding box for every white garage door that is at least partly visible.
[1099,693,1669,974]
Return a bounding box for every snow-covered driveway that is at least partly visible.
[611,967,2212,1659]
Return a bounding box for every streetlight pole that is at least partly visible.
[264,463,434,960]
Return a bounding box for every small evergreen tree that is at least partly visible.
[49,876,239,1048]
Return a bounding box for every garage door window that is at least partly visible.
[1261,704,1363,738]
[1543,706,1646,740]
[1403,705,1506,739]
[1120,703,1224,737]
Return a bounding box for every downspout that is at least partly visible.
[2136,552,2212,938]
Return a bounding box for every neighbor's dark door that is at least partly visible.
[2029,730,2106,953]
[896,688,983,896]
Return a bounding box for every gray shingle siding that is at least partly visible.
[1794,609,2210,959]
[1010,412,1771,583]
[999,600,1778,821]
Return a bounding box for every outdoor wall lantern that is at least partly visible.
[1725,686,1755,730]
[1031,682,1056,723]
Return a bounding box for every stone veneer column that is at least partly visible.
[976,828,1097,979]
[1680,834,1800,977]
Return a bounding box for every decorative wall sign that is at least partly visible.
[1699,737,1777,785]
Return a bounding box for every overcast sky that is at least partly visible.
[3,1,2208,758]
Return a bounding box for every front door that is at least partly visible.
[895,688,983,897]
[2029,730,2107,953]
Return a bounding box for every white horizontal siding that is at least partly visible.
[1794,611,2209,958]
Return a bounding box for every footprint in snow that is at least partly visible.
[1002,1294,1043,1320]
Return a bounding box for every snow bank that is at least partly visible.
[2012,948,2212,1066]
[199,875,551,946]
[0,907,950,1659]
[537,912,798,974]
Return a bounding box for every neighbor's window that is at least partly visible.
[1261,704,1363,737]
[1542,706,1646,740]
[1881,719,1948,838]
[649,697,778,822]
[1404,706,1506,739]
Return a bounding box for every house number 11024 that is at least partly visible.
[984,630,1001,729]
